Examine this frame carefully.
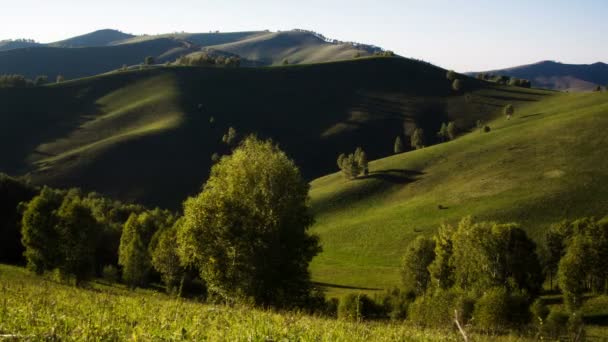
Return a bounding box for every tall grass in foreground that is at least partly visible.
[0,265,535,341]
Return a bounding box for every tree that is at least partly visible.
[411,128,425,150]
[394,136,404,154]
[476,120,483,133]
[118,211,169,287]
[558,236,591,311]
[428,223,455,290]
[446,70,456,81]
[21,188,99,283]
[178,136,321,307]
[222,126,238,146]
[56,75,64,83]
[401,236,436,296]
[151,219,185,291]
[356,149,369,176]
[337,148,368,179]
[504,104,515,120]
[0,173,37,264]
[595,85,602,92]
[282,59,289,65]
[144,56,155,65]
[446,122,457,140]
[452,79,463,91]
[437,123,448,142]
[34,75,48,86]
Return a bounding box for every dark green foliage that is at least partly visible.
[595,85,602,92]
[452,79,463,91]
[374,288,413,320]
[394,136,404,154]
[56,75,64,83]
[446,70,456,81]
[337,293,384,321]
[211,153,220,163]
[34,75,48,86]
[177,54,241,67]
[483,125,491,133]
[222,126,238,146]
[401,236,435,296]
[473,287,510,332]
[282,59,289,65]
[21,188,100,283]
[407,289,459,327]
[144,56,155,65]
[102,264,120,283]
[446,122,456,140]
[428,224,455,290]
[178,136,320,307]
[337,148,368,179]
[541,310,569,339]
[150,219,185,291]
[410,128,425,150]
[0,74,33,88]
[119,209,175,288]
[0,173,37,263]
[436,123,448,142]
[558,236,591,311]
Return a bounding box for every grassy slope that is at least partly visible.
[0,264,541,341]
[308,91,608,294]
[191,31,373,65]
[1,57,535,208]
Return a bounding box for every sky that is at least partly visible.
[1,0,606,71]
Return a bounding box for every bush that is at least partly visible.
[473,287,510,332]
[483,125,491,133]
[540,309,569,339]
[338,293,383,321]
[530,298,549,325]
[408,289,458,327]
[374,288,413,320]
[102,265,120,283]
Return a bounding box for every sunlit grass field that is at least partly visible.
[0,264,539,341]
[309,91,608,295]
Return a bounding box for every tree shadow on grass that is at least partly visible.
[313,281,383,291]
[357,169,423,184]
[520,112,543,119]
[584,314,608,326]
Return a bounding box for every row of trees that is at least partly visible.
[176,54,241,68]
[476,73,532,88]
[0,74,64,88]
[16,137,322,308]
[337,148,369,179]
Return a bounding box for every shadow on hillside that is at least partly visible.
[494,87,552,97]
[357,169,423,184]
[584,314,608,326]
[313,281,382,291]
[520,112,543,119]
[486,95,538,102]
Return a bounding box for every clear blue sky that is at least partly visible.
[2,0,606,71]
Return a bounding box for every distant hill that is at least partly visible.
[0,39,191,80]
[0,57,508,208]
[193,30,381,65]
[472,61,608,91]
[0,39,41,52]
[0,29,387,79]
[49,29,135,48]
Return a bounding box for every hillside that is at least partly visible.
[0,29,385,79]
[193,30,379,65]
[0,39,190,79]
[308,90,608,294]
[49,29,135,47]
[473,61,608,91]
[0,57,530,208]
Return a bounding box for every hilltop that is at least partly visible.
[472,60,608,92]
[0,29,386,79]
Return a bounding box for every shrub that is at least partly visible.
[394,136,404,154]
[483,125,491,133]
[337,294,383,321]
[473,287,510,332]
[374,288,413,320]
[541,309,569,339]
[452,79,463,91]
[530,298,549,325]
[401,236,435,296]
[408,289,458,327]
[410,128,425,150]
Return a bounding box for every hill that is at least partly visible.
[0,57,526,209]
[49,29,135,48]
[0,29,386,79]
[0,39,190,79]
[307,90,608,294]
[192,30,381,65]
[472,61,608,91]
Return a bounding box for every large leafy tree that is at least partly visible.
[401,236,436,295]
[178,136,321,306]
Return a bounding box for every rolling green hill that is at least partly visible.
[308,90,608,295]
[49,29,135,48]
[0,57,529,209]
[191,30,379,65]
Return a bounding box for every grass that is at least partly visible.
[0,264,538,341]
[0,57,541,208]
[308,91,608,295]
